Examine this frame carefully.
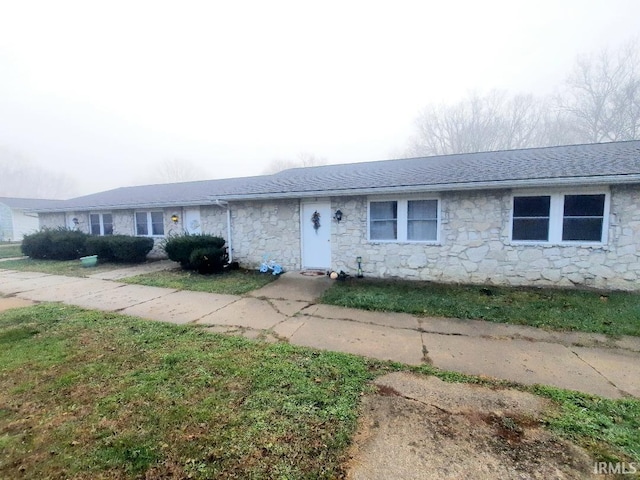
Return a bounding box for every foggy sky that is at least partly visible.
[1,0,639,197]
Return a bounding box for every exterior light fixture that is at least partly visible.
[334,209,343,222]
[72,217,79,226]
[171,214,179,223]
[356,256,363,278]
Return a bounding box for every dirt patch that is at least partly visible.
[345,372,596,479]
[0,296,36,312]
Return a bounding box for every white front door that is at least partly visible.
[301,201,331,269]
[185,208,202,234]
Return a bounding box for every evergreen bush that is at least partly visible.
[22,229,88,260]
[163,234,227,271]
[85,235,154,263]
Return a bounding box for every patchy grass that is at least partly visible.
[0,304,376,479]
[531,385,640,465]
[321,279,640,337]
[0,258,123,277]
[124,268,278,295]
[0,304,638,478]
[0,244,23,259]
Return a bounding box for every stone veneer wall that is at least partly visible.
[230,199,301,269]
[200,206,228,238]
[331,185,640,291]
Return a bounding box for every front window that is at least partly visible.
[512,196,550,241]
[90,213,113,236]
[407,200,438,241]
[370,201,397,240]
[369,198,439,242]
[511,192,607,244]
[562,194,605,241]
[136,211,164,236]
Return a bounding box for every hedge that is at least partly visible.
[21,229,88,260]
[85,235,154,263]
[21,229,153,263]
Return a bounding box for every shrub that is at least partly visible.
[163,234,227,270]
[85,235,154,263]
[22,229,88,260]
[189,247,228,274]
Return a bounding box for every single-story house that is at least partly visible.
[34,141,640,291]
[0,197,65,242]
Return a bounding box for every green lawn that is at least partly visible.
[0,304,375,478]
[0,258,124,277]
[124,268,278,295]
[0,304,638,478]
[0,244,22,259]
[321,279,640,337]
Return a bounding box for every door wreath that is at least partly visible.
[311,210,321,231]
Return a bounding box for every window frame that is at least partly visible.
[510,188,610,245]
[135,211,165,237]
[89,212,113,236]
[367,196,440,244]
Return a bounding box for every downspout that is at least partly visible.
[210,198,232,262]
[227,205,233,262]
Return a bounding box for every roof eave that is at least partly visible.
[213,174,640,201]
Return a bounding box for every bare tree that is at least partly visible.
[0,147,78,199]
[406,90,557,157]
[559,39,640,143]
[143,158,211,184]
[262,152,327,174]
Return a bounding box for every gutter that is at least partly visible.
[211,174,640,201]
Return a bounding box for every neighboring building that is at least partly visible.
[0,197,64,242]
[34,141,640,290]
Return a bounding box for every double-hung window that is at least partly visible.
[511,192,607,243]
[369,198,439,242]
[136,211,165,236]
[89,213,113,236]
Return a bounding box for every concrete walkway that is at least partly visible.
[1,267,639,399]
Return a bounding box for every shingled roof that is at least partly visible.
[34,141,640,212]
[0,197,66,210]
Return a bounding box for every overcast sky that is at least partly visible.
[1,0,639,197]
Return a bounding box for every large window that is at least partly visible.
[136,211,164,236]
[370,201,398,240]
[369,198,439,242]
[90,213,113,236]
[512,196,550,241]
[511,192,607,243]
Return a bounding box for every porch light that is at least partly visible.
[171,214,179,223]
[334,209,343,222]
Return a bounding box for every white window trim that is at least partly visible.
[89,212,113,236]
[367,195,441,244]
[135,211,165,237]
[509,187,610,245]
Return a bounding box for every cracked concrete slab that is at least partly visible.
[196,297,286,330]
[119,290,239,324]
[302,304,420,330]
[272,317,307,339]
[0,274,83,295]
[248,271,332,302]
[17,277,118,302]
[268,299,310,317]
[0,270,49,279]
[288,316,425,365]
[69,284,177,312]
[424,333,624,398]
[570,346,640,397]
